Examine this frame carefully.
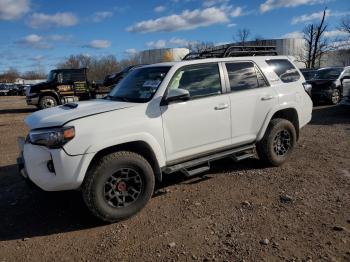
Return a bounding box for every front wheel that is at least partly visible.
[82,151,155,223]
[39,95,58,109]
[256,118,296,167]
[330,89,341,105]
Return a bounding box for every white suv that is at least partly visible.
[18,56,312,222]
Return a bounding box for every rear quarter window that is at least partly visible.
[266,59,300,83]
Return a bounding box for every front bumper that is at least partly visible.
[26,94,39,105]
[17,138,94,191]
[311,89,332,101]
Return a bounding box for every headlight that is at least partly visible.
[29,126,75,148]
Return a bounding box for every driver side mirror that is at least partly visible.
[164,89,190,104]
[57,73,63,83]
[342,76,350,84]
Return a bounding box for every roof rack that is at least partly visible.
[182,45,278,60]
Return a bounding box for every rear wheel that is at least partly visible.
[82,151,155,223]
[39,95,58,109]
[330,89,340,105]
[256,118,296,167]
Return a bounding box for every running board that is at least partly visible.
[163,144,255,176]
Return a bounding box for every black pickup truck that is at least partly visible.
[26,68,111,109]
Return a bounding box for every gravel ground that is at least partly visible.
[0,96,349,262]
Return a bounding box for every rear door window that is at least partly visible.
[266,59,300,83]
[225,62,267,92]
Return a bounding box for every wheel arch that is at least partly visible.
[86,141,163,183]
[257,106,300,141]
[39,91,61,104]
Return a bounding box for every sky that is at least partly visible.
[0,0,349,73]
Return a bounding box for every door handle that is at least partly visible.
[214,104,229,110]
[261,95,274,101]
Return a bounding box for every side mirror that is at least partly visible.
[165,89,190,104]
[342,75,350,81]
[343,78,350,84]
[57,73,63,83]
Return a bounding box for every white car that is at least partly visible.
[18,56,312,222]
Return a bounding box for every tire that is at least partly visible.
[82,151,155,223]
[330,89,340,105]
[256,118,297,167]
[39,95,58,109]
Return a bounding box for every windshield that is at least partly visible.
[47,71,57,82]
[313,68,343,80]
[107,66,170,103]
[302,71,316,80]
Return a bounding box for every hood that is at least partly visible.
[307,79,335,90]
[29,81,54,93]
[25,99,137,129]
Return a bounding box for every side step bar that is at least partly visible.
[163,144,255,177]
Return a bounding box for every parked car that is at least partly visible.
[103,65,144,88]
[0,84,18,96]
[17,55,312,222]
[300,68,317,81]
[26,68,113,110]
[308,67,350,104]
[0,85,9,96]
[341,77,350,105]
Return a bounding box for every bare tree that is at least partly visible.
[311,8,327,68]
[303,24,314,68]
[339,17,350,35]
[302,8,328,68]
[186,41,214,53]
[334,49,350,66]
[57,53,146,81]
[236,28,251,45]
[0,67,20,82]
[22,70,47,80]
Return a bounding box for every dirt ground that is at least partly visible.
[0,96,349,262]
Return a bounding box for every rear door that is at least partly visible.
[161,63,231,163]
[265,59,304,103]
[222,61,278,145]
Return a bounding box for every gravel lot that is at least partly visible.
[0,96,349,262]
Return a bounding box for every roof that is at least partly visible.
[145,56,292,68]
[53,68,87,72]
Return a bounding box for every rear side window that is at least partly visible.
[266,59,300,83]
[225,62,267,92]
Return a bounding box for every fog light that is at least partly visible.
[47,160,55,173]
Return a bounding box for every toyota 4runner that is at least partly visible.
[17,56,312,222]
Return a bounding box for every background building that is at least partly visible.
[140,48,189,64]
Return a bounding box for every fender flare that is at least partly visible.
[257,103,300,141]
[38,90,61,104]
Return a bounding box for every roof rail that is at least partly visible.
[182,45,278,60]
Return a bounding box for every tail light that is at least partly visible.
[303,82,312,96]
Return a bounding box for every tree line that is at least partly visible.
[0,67,47,83]
[1,11,349,83]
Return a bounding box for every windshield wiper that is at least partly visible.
[110,96,131,102]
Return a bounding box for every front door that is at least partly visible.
[161,63,231,163]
